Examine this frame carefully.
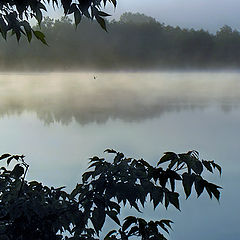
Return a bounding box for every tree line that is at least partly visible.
[0,12,240,70]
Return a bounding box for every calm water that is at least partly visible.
[0,71,239,240]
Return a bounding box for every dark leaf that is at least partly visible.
[168,192,180,210]
[191,160,203,175]
[106,210,120,225]
[11,164,24,179]
[22,21,32,42]
[104,149,117,154]
[123,216,137,231]
[82,171,93,182]
[96,16,107,31]
[194,176,205,197]
[128,226,139,236]
[33,30,47,45]
[104,230,117,240]
[74,8,82,27]
[0,154,11,160]
[202,160,213,173]
[158,152,178,165]
[182,173,195,199]
[7,156,14,166]
[98,11,111,17]
[91,207,106,233]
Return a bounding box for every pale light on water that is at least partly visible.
[0,71,239,240]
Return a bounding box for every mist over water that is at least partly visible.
[0,71,239,240]
[0,71,240,124]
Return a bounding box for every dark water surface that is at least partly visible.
[0,71,239,240]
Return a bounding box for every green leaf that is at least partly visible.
[33,30,48,45]
[182,173,195,199]
[95,16,107,31]
[22,21,32,42]
[35,9,43,24]
[74,9,82,27]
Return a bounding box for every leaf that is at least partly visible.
[106,210,120,225]
[211,161,222,176]
[202,160,213,173]
[182,173,195,199]
[74,8,82,27]
[98,11,111,17]
[104,230,117,240]
[11,164,24,179]
[168,192,180,210]
[22,21,32,42]
[110,0,117,7]
[91,207,106,233]
[194,176,205,197]
[7,156,14,166]
[204,182,222,201]
[128,226,139,236]
[82,171,93,182]
[89,156,104,162]
[33,30,48,45]
[0,154,11,160]
[150,187,164,209]
[191,160,203,175]
[95,16,107,31]
[104,149,117,154]
[123,216,137,231]
[35,9,43,25]
[108,201,120,213]
[158,152,178,165]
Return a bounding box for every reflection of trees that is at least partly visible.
[0,73,240,125]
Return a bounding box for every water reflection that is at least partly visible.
[0,71,240,125]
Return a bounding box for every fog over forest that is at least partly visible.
[0,12,240,70]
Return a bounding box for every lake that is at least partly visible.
[0,71,239,240]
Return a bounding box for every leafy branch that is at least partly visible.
[0,149,222,240]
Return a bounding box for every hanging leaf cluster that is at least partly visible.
[0,150,221,240]
[0,0,115,43]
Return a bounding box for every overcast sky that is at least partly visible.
[47,0,240,33]
[109,0,240,32]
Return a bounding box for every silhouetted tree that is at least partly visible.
[0,0,116,43]
[0,150,221,240]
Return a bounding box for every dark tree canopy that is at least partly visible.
[0,150,221,240]
[0,0,116,43]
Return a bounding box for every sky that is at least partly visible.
[46,0,240,33]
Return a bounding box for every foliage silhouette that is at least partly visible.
[0,150,221,240]
[0,0,116,43]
